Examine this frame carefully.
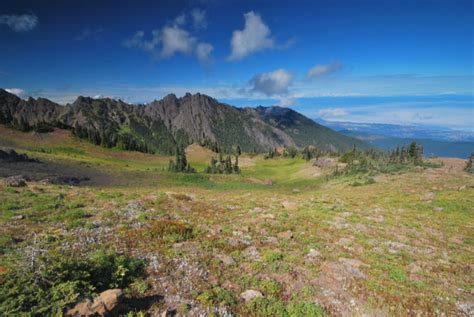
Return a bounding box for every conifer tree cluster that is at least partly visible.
[301,146,326,161]
[168,146,196,173]
[389,141,423,165]
[199,139,220,153]
[465,152,474,173]
[264,146,333,161]
[264,148,279,159]
[205,153,240,174]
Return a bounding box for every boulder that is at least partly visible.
[66,289,123,316]
[5,175,27,187]
[240,290,263,302]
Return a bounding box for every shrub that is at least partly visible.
[196,287,236,307]
[0,245,145,315]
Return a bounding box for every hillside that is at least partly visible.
[0,89,366,155]
[0,126,473,316]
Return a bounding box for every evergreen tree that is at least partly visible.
[465,152,474,173]
[236,145,242,156]
[233,155,241,174]
[168,146,195,173]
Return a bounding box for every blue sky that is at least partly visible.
[0,0,472,130]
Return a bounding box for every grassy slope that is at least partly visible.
[0,126,473,315]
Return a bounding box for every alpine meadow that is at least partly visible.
[0,1,473,316]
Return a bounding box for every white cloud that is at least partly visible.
[191,9,207,29]
[5,88,29,99]
[317,108,349,118]
[278,96,295,107]
[228,11,275,60]
[249,69,293,96]
[160,25,196,58]
[196,42,213,64]
[123,12,212,64]
[306,61,343,79]
[0,14,38,32]
[174,14,186,26]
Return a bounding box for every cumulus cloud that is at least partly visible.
[317,108,349,118]
[5,88,29,99]
[228,11,275,60]
[191,9,207,29]
[249,69,293,96]
[75,28,104,41]
[160,25,196,58]
[0,14,38,32]
[123,11,212,64]
[306,61,343,79]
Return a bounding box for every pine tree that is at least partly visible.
[233,155,240,174]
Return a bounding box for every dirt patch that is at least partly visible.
[0,159,114,186]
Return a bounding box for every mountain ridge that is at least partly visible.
[0,88,367,154]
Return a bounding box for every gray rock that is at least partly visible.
[66,288,123,316]
[240,290,263,302]
[5,175,27,187]
[216,254,235,266]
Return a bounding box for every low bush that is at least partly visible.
[0,243,145,315]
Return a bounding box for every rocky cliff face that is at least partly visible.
[0,89,367,154]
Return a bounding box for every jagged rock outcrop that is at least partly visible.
[0,88,367,154]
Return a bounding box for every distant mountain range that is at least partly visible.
[0,89,366,155]
[315,119,474,158]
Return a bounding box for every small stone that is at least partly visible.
[240,290,263,302]
[305,248,321,264]
[11,215,24,220]
[277,230,294,240]
[281,200,298,211]
[422,192,435,201]
[266,236,279,245]
[243,246,260,261]
[307,248,321,258]
[217,254,235,266]
[263,179,273,186]
[161,308,177,317]
[433,207,444,212]
[5,175,27,187]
